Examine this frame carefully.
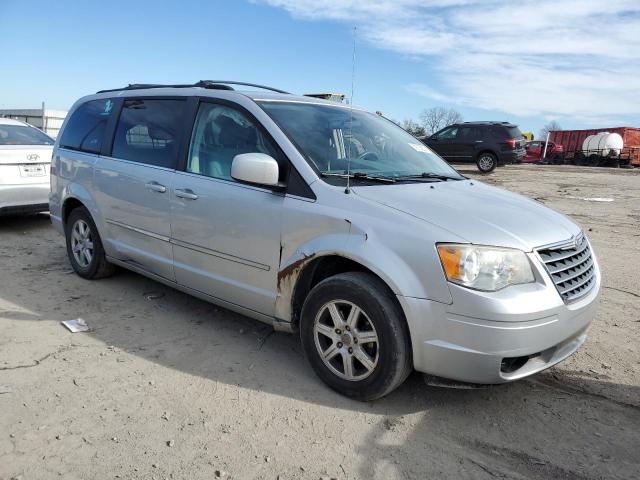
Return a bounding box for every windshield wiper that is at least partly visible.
[321,172,396,183]
[395,172,464,182]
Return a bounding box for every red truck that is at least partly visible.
[548,127,640,167]
[523,140,564,163]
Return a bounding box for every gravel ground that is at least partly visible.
[1,164,638,480]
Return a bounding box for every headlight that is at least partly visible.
[437,244,534,291]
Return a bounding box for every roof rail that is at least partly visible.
[96,80,290,95]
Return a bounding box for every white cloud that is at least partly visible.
[258,0,640,124]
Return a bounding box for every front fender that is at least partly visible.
[275,215,454,323]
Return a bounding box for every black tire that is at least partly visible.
[587,154,601,167]
[300,272,412,401]
[476,152,497,173]
[65,206,116,279]
[574,153,587,166]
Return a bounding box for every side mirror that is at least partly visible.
[231,153,280,187]
[430,135,439,141]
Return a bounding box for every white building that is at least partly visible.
[0,103,67,138]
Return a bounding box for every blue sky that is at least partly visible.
[1,0,638,135]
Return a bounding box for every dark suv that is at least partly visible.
[420,121,526,172]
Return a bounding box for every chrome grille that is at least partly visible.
[537,234,596,303]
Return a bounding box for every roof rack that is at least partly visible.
[97,80,290,95]
[461,121,515,125]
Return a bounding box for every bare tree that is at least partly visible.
[400,118,426,137]
[539,120,562,139]
[419,107,464,135]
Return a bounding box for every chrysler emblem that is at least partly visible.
[571,233,583,249]
[27,153,40,162]
[560,233,583,250]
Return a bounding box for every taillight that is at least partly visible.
[505,138,517,149]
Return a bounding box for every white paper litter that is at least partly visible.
[566,196,614,202]
[61,318,90,333]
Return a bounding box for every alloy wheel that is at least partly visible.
[478,155,494,171]
[70,219,94,268]
[313,300,379,381]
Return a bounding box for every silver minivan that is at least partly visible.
[50,81,600,400]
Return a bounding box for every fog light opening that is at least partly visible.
[501,355,531,374]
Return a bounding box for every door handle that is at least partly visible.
[145,181,167,193]
[175,188,198,200]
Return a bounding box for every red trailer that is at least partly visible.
[549,127,640,167]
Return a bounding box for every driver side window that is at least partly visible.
[438,127,458,140]
[187,103,281,181]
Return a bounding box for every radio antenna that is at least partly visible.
[345,26,357,194]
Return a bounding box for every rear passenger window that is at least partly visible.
[458,126,481,140]
[59,99,113,153]
[112,99,185,168]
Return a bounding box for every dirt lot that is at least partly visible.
[1,164,639,480]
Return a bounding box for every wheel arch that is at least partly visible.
[61,197,86,225]
[278,252,411,334]
[59,180,107,234]
[475,149,498,160]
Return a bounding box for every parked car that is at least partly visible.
[524,140,564,164]
[0,118,54,215]
[420,121,526,173]
[50,82,600,400]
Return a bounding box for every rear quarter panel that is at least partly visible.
[50,148,101,236]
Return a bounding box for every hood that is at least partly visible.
[0,145,53,165]
[353,180,581,251]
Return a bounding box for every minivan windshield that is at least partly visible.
[0,124,54,146]
[258,101,463,183]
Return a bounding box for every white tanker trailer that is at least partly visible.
[575,132,625,166]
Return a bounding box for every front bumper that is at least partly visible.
[0,184,50,215]
[398,257,600,384]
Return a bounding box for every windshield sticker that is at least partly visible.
[103,99,113,115]
[408,143,431,153]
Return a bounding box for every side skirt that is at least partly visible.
[106,256,295,333]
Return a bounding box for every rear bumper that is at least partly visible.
[399,267,600,384]
[0,184,50,215]
[499,149,526,164]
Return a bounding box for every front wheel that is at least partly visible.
[476,152,497,173]
[65,207,116,279]
[300,272,412,401]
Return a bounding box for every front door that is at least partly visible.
[94,98,187,280]
[170,100,284,316]
[427,126,458,161]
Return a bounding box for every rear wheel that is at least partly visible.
[476,152,497,173]
[300,272,412,401]
[587,154,601,167]
[65,207,115,279]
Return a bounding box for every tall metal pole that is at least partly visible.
[42,101,46,134]
[542,132,550,160]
